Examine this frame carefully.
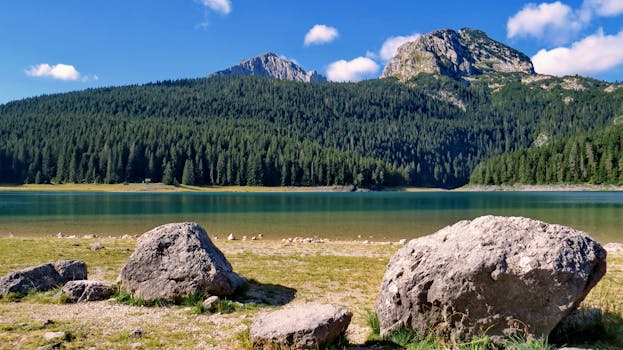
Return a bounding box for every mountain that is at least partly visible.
[381,28,535,81]
[1,29,622,188]
[212,52,327,83]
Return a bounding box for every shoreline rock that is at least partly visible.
[118,222,244,302]
[376,215,607,341]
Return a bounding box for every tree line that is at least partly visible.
[1,74,621,188]
[470,123,623,185]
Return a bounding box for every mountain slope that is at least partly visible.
[382,28,535,81]
[212,52,327,83]
[1,72,621,188]
[470,121,623,185]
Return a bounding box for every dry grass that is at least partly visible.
[0,237,621,349]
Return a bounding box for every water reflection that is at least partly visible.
[0,191,621,242]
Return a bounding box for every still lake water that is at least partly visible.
[0,191,621,243]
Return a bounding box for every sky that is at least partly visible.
[2,0,623,104]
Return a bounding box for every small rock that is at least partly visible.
[83,234,97,239]
[121,234,133,239]
[202,295,220,313]
[251,236,257,241]
[42,331,69,342]
[61,280,116,303]
[258,234,263,239]
[242,235,248,241]
[129,329,144,338]
[36,342,62,350]
[89,242,104,250]
[398,239,407,245]
[43,319,54,326]
[0,260,87,297]
[56,232,64,238]
[227,233,236,241]
[362,240,370,244]
[251,303,352,349]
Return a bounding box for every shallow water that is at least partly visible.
[0,191,621,243]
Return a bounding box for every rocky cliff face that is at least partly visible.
[381,28,535,81]
[213,53,327,83]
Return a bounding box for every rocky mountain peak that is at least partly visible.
[381,28,535,81]
[212,52,327,83]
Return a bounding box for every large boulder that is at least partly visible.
[61,280,116,303]
[0,260,87,297]
[250,303,352,349]
[376,216,606,341]
[118,222,244,302]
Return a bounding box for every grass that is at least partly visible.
[0,237,622,349]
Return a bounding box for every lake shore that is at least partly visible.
[457,184,623,192]
[0,183,450,193]
[0,236,621,349]
[1,183,623,193]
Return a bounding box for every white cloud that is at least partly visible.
[304,24,339,46]
[585,0,623,16]
[507,2,582,43]
[532,28,623,76]
[25,63,81,81]
[326,57,379,82]
[199,0,231,14]
[379,33,421,61]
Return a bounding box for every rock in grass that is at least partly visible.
[376,216,606,341]
[250,303,352,349]
[42,331,70,341]
[202,295,220,313]
[61,280,116,303]
[0,260,87,297]
[118,222,244,302]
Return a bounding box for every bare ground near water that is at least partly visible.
[0,238,621,349]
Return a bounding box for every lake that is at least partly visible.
[0,191,621,243]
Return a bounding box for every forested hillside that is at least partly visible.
[470,122,623,185]
[1,74,621,188]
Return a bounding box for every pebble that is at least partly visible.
[89,242,104,250]
[398,239,407,245]
[227,233,236,241]
[129,329,144,338]
[42,331,69,341]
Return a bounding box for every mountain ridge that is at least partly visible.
[381,28,535,81]
[212,52,327,83]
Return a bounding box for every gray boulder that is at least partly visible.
[250,303,352,349]
[0,260,87,297]
[61,280,116,303]
[202,295,220,313]
[118,222,244,302]
[376,216,606,341]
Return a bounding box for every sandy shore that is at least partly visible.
[458,184,623,192]
[2,183,622,193]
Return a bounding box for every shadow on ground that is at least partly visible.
[235,279,297,306]
[550,310,623,349]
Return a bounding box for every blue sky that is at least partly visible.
[2,0,623,104]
